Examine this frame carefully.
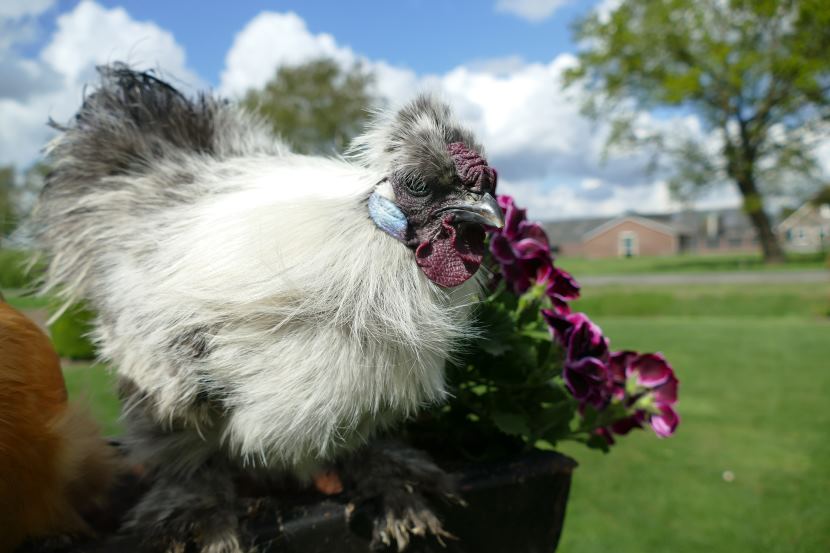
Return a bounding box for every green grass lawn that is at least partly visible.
[558,251,827,276]
[63,364,122,436]
[557,291,830,553]
[3,290,51,310]
[572,283,830,319]
[11,279,830,552]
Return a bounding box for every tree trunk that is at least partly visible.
[725,124,786,264]
[734,175,786,264]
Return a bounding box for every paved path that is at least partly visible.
[579,269,829,286]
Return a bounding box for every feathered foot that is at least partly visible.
[122,462,243,553]
[340,440,463,552]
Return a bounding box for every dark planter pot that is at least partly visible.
[22,451,576,553]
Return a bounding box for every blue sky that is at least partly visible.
[0,0,740,219]
[88,0,597,81]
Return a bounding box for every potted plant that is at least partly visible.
[21,197,679,553]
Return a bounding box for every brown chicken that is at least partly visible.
[0,297,117,552]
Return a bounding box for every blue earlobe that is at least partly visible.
[368,191,408,241]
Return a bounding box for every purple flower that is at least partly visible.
[490,233,551,294]
[490,195,680,445]
[490,195,581,316]
[610,413,645,435]
[538,265,580,314]
[565,357,611,409]
[563,315,611,409]
[611,352,681,438]
[565,313,609,362]
[608,350,637,400]
[542,311,607,357]
[542,310,613,409]
[489,197,555,295]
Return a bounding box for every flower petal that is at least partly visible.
[567,314,609,362]
[513,238,552,262]
[563,357,608,403]
[627,353,672,388]
[611,412,644,435]
[500,197,526,238]
[489,234,516,264]
[518,221,550,244]
[653,373,679,405]
[542,308,573,344]
[608,350,637,384]
[650,404,680,437]
[547,267,581,301]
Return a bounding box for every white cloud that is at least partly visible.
[0,0,55,19]
[219,12,420,103]
[3,4,751,220]
[41,1,200,88]
[0,0,201,168]
[495,0,571,23]
[220,12,357,97]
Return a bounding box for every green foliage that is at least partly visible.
[0,249,40,288]
[241,58,377,154]
[49,303,96,360]
[63,364,122,436]
[0,163,49,245]
[566,0,830,262]
[3,291,51,310]
[0,166,17,241]
[811,184,830,206]
[408,282,611,463]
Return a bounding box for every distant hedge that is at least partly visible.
[0,250,38,289]
[50,303,96,360]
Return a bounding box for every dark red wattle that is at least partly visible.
[415,217,485,287]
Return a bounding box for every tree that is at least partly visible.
[242,58,378,155]
[0,166,17,245]
[0,163,50,248]
[566,0,830,263]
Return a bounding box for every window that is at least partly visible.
[618,231,638,257]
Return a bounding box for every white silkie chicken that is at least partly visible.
[32,64,504,552]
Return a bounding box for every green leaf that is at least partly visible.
[492,412,531,437]
[586,433,612,453]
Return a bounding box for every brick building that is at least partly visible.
[777,202,830,253]
[544,208,760,258]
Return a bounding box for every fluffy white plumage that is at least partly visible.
[34,66,485,479]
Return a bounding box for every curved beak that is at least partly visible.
[441,193,505,229]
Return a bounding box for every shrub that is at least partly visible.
[0,250,39,289]
[49,303,96,360]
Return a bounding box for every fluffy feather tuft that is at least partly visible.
[33,66,484,477]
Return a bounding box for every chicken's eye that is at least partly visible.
[404,178,430,197]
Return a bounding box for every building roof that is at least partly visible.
[543,216,611,245]
[777,202,830,231]
[542,207,757,246]
[582,215,678,241]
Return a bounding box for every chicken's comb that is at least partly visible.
[447,142,497,194]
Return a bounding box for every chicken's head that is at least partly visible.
[358,95,505,288]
